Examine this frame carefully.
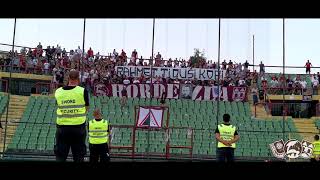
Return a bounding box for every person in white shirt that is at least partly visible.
[95,52,100,60]
[294,77,300,84]
[32,58,38,67]
[79,70,89,84]
[312,79,319,88]
[160,58,165,67]
[113,49,118,58]
[300,79,307,89]
[43,61,50,75]
[76,46,82,55]
[311,74,318,84]
[239,79,246,86]
[270,78,278,94]
[251,84,259,105]
[20,47,26,54]
[52,67,58,84]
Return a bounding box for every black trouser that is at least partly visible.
[216,147,235,162]
[89,143,110,163]
[310,158,319,162]
[54,124,87,162]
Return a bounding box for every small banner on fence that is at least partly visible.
[115,66,226,81]
[136,106,164,128]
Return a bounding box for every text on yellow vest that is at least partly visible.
[312,140,320,158]
[89,119,109,144]
[55,86,86,125]
[217,124,236,148]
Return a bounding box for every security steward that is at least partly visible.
[311,135,320,162]
[88,109,111,163]
[215,114,240,162]
[54,70,89,162]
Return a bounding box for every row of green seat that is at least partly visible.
[7,95,301,159]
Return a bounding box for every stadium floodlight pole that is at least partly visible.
[216,18,221,126]
[146,18,155,160]
[150,18,155,97]
[282,18,285,140]
[2,18,17,156]
[81,18,86,86]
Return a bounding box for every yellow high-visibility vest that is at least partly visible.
[89,119,109,144]
[312,140,320,158]
[217,124,236,148]
[55,86,86,125]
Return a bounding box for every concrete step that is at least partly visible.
[298,129,319,134]
[0,118,21,122]
[4,109,24,113]
[8,103,28,107]
[295,126,317,130]
[0,114,22,119]
[1,130,17,135]
[6,104,27,108]
[0,106,26,111]
[294,123,316,127]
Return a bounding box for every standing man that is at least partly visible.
[305,60,312,74]
[88,109,111,163]
[311,135,320,162]
[215,114,240,162]
[54,70,89,162]
[120,86,128,108]
[259,61,265,75]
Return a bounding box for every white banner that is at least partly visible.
[137,107,164,128]
[115,66,226,80]
[95,83,247,101]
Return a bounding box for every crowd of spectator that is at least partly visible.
[0,43,259,93]
[0,43,319,98]
[260,71,320,95]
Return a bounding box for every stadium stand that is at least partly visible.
[5,95,302,159]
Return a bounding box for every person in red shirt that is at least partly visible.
[32,48,37,58]
[19,54,26,72]
[87,47,94,58]
[120,49,127,61]
[131,49,138,63]
[305,60,312,74]
[63,56,68,68]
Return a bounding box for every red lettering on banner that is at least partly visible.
[95,83,247,102]
[172,84,179,99]
[192,86,204,100]
[167,84,179,99]
[112,84,124,97]
[139,84,151,98]
[127,84,139,98]
[153,84,166,98]
[204,86,212,100]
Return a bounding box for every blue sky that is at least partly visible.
[0,18,319,74]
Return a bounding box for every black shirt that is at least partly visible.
[62,86,89,106]
[215,123,239,135]
[244,62,249,68]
